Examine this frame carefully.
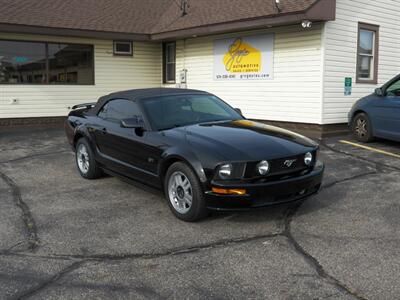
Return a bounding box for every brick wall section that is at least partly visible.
[0,117,66,129]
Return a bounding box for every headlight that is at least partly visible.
[257,160,270,175]
[304,152,313,166]
[218,164,233,179]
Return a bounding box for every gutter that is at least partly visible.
[0,23,151,41]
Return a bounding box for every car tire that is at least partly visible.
[164,162,209,222]
[352,113,374,143]
[75,138,103,179]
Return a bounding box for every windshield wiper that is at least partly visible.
[198,119,235,126]
[159,124,182,131]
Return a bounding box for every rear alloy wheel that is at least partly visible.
[352,113,374,143]
[165,162,208,222]
[75,138,103,179]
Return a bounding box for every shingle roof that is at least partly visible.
[152,0,318,34]
[0,0,328,38]
[0,0,171,34]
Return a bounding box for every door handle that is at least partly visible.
[100,127,107,134]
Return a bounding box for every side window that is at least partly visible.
[98,99,142,123]
[98,103,109,119]
[386,79,400,97]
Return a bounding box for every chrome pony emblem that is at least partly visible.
[283,159,297,168]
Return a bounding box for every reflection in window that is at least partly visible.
[48,44,93,84]
[0,40,94,84]
[0,40,46,84]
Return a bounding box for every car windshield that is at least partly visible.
[141,94,244,131]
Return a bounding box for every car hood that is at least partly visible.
[183,120,318,161]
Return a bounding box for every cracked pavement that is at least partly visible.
[0,128,399,299]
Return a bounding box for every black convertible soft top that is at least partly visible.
[90,88,209,115]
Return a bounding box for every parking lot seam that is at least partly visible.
[0,170,40,252]
[322,171,378,189]
[0,150,71,165]
[45,233,281,261]
[11,260,87,300]
[283,201,368,300]
[280,165,379,300]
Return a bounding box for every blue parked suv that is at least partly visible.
[349,74,400,143]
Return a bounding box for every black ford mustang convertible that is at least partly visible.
[65,88,324,221]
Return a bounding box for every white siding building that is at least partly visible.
[322,0,400,124]
[0,0,398,135]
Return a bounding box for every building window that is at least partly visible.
[0,40,94,85]
[357,23,379,84]
[163,42,176,84]
[113,41,133,56]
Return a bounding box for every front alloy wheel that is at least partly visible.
[168,171,193,214]
[352,113,374,142]
[164,162,208,222]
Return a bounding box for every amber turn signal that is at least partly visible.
[212,187,247,195]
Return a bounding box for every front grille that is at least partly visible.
[244,152,316,180]
[250,184,321,207]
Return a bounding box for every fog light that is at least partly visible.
[212,187,246,195]
[218,164,233,179]
[304,152,313,166]
[257,160,270,175]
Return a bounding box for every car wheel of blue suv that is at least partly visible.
[352,113,374,143]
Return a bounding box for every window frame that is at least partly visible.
[356,22,379,84]
[0,38,95,85]
[162,41,176,84]
[113,41,133,56]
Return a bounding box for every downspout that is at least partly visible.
[320,22,327,126]
[181,38,188,88]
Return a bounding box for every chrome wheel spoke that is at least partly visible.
[174,175,181,187]
[182,178,190,190]
[183,195,192,206]
[355,119,367,137]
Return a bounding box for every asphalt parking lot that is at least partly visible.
[0,128,399,299]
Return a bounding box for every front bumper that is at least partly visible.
[204,163,324,211]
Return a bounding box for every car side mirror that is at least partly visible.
[120,117,143,129]
[234,108,243,115]
[375,88,384,97]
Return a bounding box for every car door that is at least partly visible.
[94,99,162,185]
[373,78,400,141]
